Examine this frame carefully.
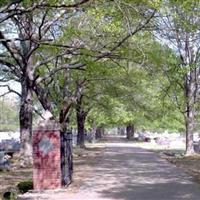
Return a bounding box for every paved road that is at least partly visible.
[19,136,200,200]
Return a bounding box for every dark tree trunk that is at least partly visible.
[76,94,88,148]
[19,78,33,165]
[95,127,103,139]
[76,112,86,148]
[126,124,134,140]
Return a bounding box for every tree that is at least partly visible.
[152,0,200,155]
[0,0,91,163]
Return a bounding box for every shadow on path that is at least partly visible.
[77,136,200,200]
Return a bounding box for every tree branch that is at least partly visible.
[0,85,21,97]
[36,0,90,9]
[0,31,21,67]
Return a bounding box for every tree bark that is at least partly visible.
[185,116,195,155]
[76,111,86,148]
[19,78,33,165]
[184,73,195,156]
[17,14,35,165]
[76,94,88,148]
[95,127,103,139]
[126,124,134,140]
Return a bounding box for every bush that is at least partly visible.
[3,191,16,200]
[17,180,33,194]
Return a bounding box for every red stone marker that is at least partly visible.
[33,120,61,190]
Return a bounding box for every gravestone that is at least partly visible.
[33,120,61,190]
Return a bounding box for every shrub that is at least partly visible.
[17,180,33,194]
[3,191,16,200]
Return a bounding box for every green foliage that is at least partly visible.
[0,0,189,134]
[0,0,7,6]
[84,32,185,132]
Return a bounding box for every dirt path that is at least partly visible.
[19,136,200,200]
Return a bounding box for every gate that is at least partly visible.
[61,130,73,186]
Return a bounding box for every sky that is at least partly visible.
[0,81,21,99]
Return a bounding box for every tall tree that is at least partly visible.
[153,0,200,155]
[0,0,91,163]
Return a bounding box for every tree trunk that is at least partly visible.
[95,127,103,139]
[19,79,33,165]
[76,94,88,148]
[76,112,86,148]
[185,99,195,155]
[184,73,195,156]
[126,124,134,140]
[185,116,195,155]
